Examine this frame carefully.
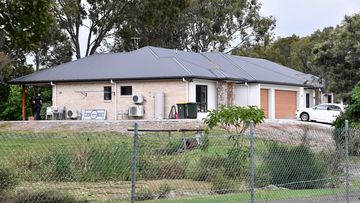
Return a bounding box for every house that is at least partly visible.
[10,46,328,120]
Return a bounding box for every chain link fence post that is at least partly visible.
[345,120,349,203]
[131,123,139,203]
[250,120,255,203]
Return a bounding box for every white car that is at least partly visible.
[296,103,344,123]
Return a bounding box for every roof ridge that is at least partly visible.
[236,56,305,83]
[219,53,257,80]
[146,46,160,58]
[199,53,227,78]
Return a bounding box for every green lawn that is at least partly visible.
[111,187,345,203]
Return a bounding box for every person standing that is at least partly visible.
[33,92,42,120]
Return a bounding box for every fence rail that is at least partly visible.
[0,121,359,202]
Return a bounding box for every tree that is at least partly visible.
[112,0,275,52]
[54,0,135,59]
[0,85,33,120]
[235,27,334,74]
[333,84,360,155]
[112,0,189,51]
[313,14,360,101]
[35,22,73,70]
[185,0,275,52]
[0,0,53,120]
[203,105,264,146]
[0,0,53,52]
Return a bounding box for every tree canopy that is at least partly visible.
[112,0,276,52]
[237,13,360,102]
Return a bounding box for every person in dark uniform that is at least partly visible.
[33,93,42,120]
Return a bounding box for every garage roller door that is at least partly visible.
[275,90,297,119]
[260,89,269,118]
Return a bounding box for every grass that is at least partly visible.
[111,187,346,203]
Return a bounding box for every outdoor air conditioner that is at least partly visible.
[132,94,144,104]
[67,109,79,119]
[128,105,144,117]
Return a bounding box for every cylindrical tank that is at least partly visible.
[154,91,165,119]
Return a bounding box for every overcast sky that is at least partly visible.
[259,0,360,37]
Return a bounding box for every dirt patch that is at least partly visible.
[255,121,334,150]
[15,180,212,202]
[0,119,335,149]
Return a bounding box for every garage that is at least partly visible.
[260,89,269,118]
[275,90,297,119]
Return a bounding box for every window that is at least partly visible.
[196,85,207,112]
[327,95,332,103]
[104,86,112,100]
[329,105,341,111]
[315,104,328,110]
[306,93,310,108]
[121,86,132,96]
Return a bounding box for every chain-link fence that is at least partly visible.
[0,122,359,203]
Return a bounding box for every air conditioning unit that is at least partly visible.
[67,109,79,119]
[128,105,144,117]
[132,94,144,104]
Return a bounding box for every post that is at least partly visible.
[345,120,350,203]
[22,85,26,121]
[131,123,139,203]
[250,121,255,203]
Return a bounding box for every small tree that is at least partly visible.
[203,105,264,145]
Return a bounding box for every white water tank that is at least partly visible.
[154,91,165,119]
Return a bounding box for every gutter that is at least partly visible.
[110,80,117,120]
[50,82,57,107]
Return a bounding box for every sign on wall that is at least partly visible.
[81,109,107,120]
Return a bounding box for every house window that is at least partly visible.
[196,85,207,112]
[306,93,310,108]
[121,86,132,96]
[104,86,112,100]
[327,95,332,103]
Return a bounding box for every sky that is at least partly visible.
[259,0,360,37]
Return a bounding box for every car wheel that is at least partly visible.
[300,113,309,121]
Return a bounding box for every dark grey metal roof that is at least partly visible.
[10,46,319,87]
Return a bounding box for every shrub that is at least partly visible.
[164,139,183,155]
[139,158,187,180]
[14,191,78,203]
[224,147,250,179]
[14,153,50,181]
[200,134,210,151]
[263,142,328,189]
[191,155,225,181]
[203,105,264,135]
[83,144,132,181]
[211,175,235,194]
[135,188,155,201]
[318,148,343,188]
[333,84,360,153]
[254,165,271,187]
[157,183,172,199]
[0,167,18,194]
[48,147,77,181]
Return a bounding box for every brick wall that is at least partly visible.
[55,80,186,120]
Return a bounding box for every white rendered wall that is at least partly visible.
[235,83,261,107]
[189,79,217,120]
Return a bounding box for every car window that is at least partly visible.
[315,105,328,110]
[329,105,341,111]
